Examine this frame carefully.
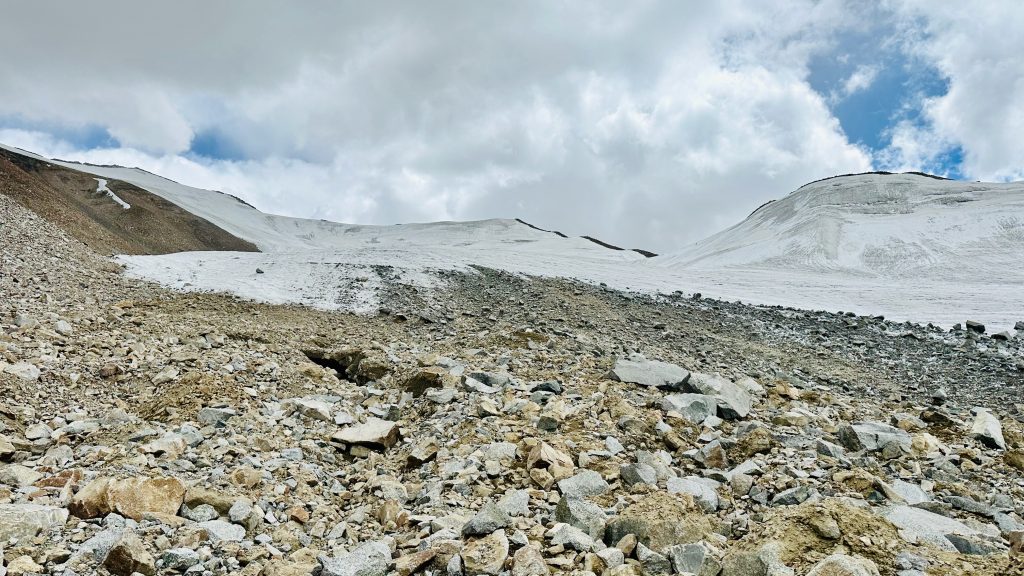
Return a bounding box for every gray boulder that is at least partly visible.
[837,422,911,453]
[970,409,1006,449]
[682,372,752,419]
[318,540,391,576]
[667,477,720,512]
[608,357,689,390]
[662,393,716,423]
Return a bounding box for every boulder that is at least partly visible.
[526,442,575,480]
[461,530,509,575]
[318,540,391,576]
[103,531,156,576]
[198,519,246,543]
[662,394,716,424]
[970,409,1006,449]
[667,477,720,512]
[557,470,609,499]
[608,357,690,390]
[682,372,751,419]
[511,545,549,576]
[555,497,607,539]
[462,502,511,537]
[330,418,400,452]
[0,503,68,542]
[604,493,715,551]
[69,476,186,521]
[837,422,910,453]
[884,505,979,550]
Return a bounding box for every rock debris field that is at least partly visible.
[1,190,1024,576]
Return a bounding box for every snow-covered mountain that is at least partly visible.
[2,142,1022,329]
[659,172,1024,282]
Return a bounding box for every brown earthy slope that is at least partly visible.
[0,147,258,255]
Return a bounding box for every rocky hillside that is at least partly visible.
[0,146,257,256]
[1,184,1024,576]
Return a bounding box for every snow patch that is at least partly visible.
[94,178,130,210]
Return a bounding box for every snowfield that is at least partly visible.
[3,143,1022,330]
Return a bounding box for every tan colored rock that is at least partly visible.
[104,531,156,576]
[0,435,15,460]
[394,549,437,576]
[331,418,401,451]
[511,545,549,576]
[108,477,185,520]
[526,442,574,480]
[185,486,235,515]
[70,476,185,520]
[68,477,113,518]
[230,466,263,488]
[6,555,44,576]
[604,493,714,551]
[461,530,509,575]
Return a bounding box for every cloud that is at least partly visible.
[842,64,880,97]
[881,1,1024,181]
[0,1,878,251]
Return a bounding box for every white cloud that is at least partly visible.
[843,64,880,96]
[0,1,877,251]
[883,1,1024,181]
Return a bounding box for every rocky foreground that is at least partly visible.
[1,190,1024,576]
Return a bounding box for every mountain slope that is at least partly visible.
[658,172,1024,283]
[3,143,1022,329]
[0,145,257,255]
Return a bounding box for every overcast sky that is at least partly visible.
[1,1,1022,252]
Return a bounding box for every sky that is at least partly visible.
[1,1,1022,252]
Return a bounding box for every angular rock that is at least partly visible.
[806,554,880,576]
[331,418,400,452]
[162,548,201,571]
[557,469,609,499]
[609,357,689,390]
[604,493,714,551]
[667,477,720,512]
[3,362,40,381]
[463,502,511,537]
[103,531,156,576]
[970,409,1006,449]
[318,540,391,576]
[0,503,68,542]
[526,442,574,480]
[511,545,549,576]
[70,476,185,521]
[682,372,751,419]
[620,463,658,487]
[884,505,978,550]
[837,422,911,453]
[461,530,509,575]
[662,393,716,424]
[547,522,595,551]
[198,519,246,544]
[555,497,607,540]
[666,542,720,576]
[636,542,672,575]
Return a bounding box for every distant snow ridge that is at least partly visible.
[2,141,1022,330]
[658,173,1024,282]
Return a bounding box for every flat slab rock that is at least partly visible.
[0,503,69,542]
[608,357,690,389]
[884,505,980,551]
[331,418,400,450]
